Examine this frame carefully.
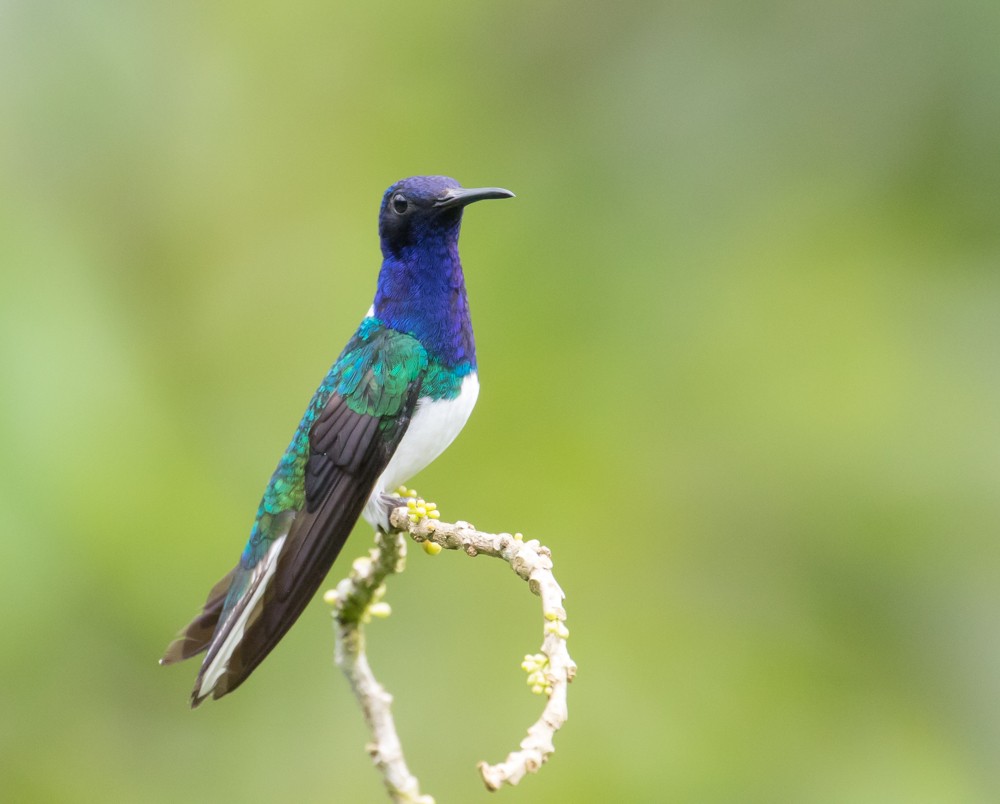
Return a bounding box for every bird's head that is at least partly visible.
[378,175,513,259]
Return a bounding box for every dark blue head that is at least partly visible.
[373,176,513,369]
[378,175,514,259]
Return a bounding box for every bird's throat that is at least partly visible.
[373,240,476,369]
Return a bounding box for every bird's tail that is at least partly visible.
[160,567,237,665]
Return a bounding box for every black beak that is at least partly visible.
[434,186,515,209]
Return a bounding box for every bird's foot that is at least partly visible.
[381,490,409,514]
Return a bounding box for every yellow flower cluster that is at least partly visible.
[520,653,552,696]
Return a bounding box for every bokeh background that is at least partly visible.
[3,1,1000,801]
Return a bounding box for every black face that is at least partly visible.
[378,175,513,256]
[378,175,462,255]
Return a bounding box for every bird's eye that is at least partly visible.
[391,194,408,214]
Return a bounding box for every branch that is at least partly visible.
[326,500,576,800]
[390,505,577,790]
[327,529,431,803]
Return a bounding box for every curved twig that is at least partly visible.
[328,505,575,800]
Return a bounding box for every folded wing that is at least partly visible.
[162,323,426,705]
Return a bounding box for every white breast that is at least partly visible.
[363,372,479,530]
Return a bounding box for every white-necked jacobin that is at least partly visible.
[162,176,514,706]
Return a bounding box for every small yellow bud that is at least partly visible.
[422,540,443,556]
[369,602,392,618]
[513,532,524,541]
[322,590,339,606]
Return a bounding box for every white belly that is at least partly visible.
[363,372,479,529]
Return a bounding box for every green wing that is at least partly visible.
[163,320,427,705]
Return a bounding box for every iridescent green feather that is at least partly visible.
[229,319,427,585]
[335,317,429,417]
[422,360,473,400]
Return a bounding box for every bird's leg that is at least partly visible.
[379,490,409,516]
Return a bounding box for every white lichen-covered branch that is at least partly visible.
[326,530,432,804]
[388,501,577,790]
[326,494,576,800]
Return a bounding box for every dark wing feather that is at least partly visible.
[160,567,237,665]
[192,381,421,704]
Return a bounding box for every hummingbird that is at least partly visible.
[161,175,514,706]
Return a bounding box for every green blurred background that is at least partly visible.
[2,1,1000,801]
